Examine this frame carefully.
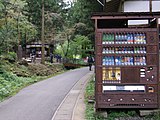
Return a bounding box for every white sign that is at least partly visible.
[103,85,145,92]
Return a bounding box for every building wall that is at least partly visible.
[123,0,160,24]
[124,0,160,12]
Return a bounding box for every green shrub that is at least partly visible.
[1,72,17,81]
[0,73,28,101]
[4,52,17,63]
[0,76,11,98]
[0,62,64,101]
[0,66,5,74]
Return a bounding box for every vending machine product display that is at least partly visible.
[92,12,160,109]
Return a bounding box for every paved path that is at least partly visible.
[52,71,93,120]
[0,67,92,120]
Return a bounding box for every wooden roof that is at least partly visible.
[105,0,121,12]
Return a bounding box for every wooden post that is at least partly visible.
[149,0,152,13]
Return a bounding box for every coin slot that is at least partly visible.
[148,87,154,93]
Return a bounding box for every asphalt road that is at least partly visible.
[0,67,89,120]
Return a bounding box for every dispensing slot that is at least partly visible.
[148,87,154,93]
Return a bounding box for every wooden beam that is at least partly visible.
[150,0,152,13]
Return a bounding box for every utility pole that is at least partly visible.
[41,0,45,64]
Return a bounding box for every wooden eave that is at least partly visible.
[104,0,122,12]
[91,12,160,20]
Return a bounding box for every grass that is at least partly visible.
[84,77,160,120]
[0,71,66,102]
[84,76,94,119]
[0,61,65,102]
[85,77,105,120]
[0,74,47,101]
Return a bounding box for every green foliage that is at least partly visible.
[145,112,160,120]
[1,72,17,81]
[68,0,101,27]
[56,1,99,59]
[0,0,37,55]
[3,52,17,62]
[85,78,94,99]
[55,42,66,57]
[107,110,137,120]
[85,103,96,120]
[0,23,17,53]
[0,1,4,12]
[85,78,95,120]
[75,59,87,65]
[0,76,11,98]
[70,35,91,58]
[23,0,66,41]
[0,71,25,100]
[85,78,105,120]
[56,35,91,60]
[0,61,64,101]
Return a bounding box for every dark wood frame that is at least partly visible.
[92,12,160,109]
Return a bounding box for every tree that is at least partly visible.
[70,35,91,59]
[23,0,68,63]
[66,0,101,48]
[54,27,74,58]
[23,0,67,37]
[55,34,91,62]
[0,0,101,64]
[0,0,37,55]
[67,0,102,27]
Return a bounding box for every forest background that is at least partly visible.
[0,0,101,101]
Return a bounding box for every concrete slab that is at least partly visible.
[139,109,160,116]
[52,71,94,120]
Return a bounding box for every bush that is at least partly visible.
[0,61,64,101]
[18,60,29,66]
[0,72,28,101]
[1,72,17,81]
[0,76,11,98]
[3,52,17,63]
[0,66,5,74]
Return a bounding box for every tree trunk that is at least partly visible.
[17,45,22,61]
[41,0,45,64]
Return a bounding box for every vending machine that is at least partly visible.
[92,12,160,109]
